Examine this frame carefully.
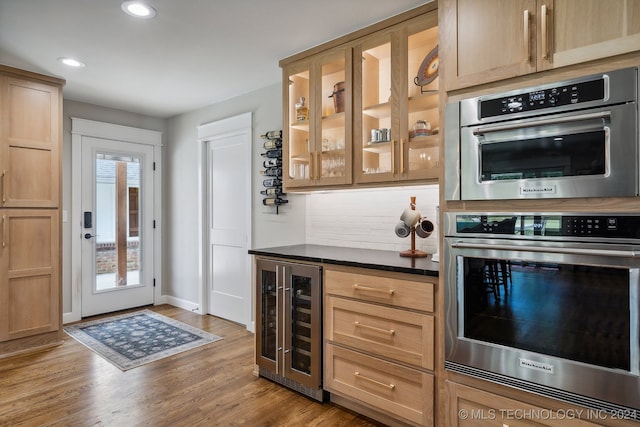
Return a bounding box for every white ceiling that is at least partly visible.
[0,0,430,118]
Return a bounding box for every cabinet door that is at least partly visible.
[402,17,441,180]
[446,382,605,427]
[354,31,397,184]
[315,48,352,186]
[538,0,640,71]
[441,0,538,91]
[283,61,314,188]
[355,14,440,184]
[0,76,61,208]
[0,209,60,341]
[282,262,322,388]
[255,259,280,373]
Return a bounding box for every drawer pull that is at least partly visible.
[354,371,395,390]
[2,215,5,247]
[354,321,395,336]
[1,170,6,203]
[353,284,394,295]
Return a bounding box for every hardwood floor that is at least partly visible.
[0,305,383,427]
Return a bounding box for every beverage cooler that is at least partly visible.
[255,258,324,401]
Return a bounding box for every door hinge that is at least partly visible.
[153,162,156,171]
[153,220,156,229]
[153,278,156,287]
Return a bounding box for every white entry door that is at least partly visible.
[81,137,156,317]
[201,114,251,328]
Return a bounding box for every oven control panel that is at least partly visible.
[454,214,640,239]
[479,78,605,118]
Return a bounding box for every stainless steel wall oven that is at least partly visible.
[444,212,640,418]
[445,67,639,200]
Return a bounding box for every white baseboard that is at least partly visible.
[162,295,201,313]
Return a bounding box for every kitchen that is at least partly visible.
[2,0,640,426]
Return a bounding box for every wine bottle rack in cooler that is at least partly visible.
[255,258,324,401]
[260,130,288,213]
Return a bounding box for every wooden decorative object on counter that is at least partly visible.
[400,196,428,258]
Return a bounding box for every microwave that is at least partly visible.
[444,67,639,201]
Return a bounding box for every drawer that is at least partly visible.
[325,344,434,426]
[325,296,434,370]
[325,268,434,313]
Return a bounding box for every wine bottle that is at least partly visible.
[260,167,282,177]
[260,187,285,196]
[262,178,281,187]
[263,197,289,206]
[260,130,282,140]
[263,139,282,150]
[261,149,282,158]
[263,158,282,168]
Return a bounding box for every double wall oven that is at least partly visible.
[444,213,640,418]
[443,67,640,418]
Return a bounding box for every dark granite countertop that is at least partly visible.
[249,244,439,276]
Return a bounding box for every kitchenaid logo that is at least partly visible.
[519,358,555,374]
[520,185,556,195]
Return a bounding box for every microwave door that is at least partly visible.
[459,104,637,200]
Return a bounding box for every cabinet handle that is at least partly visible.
[354,321,395,336]
[541,4,549,60]
[314,151,320,180]
[391,140,396,175]
[275,266,280,375]
[353,284,394,295]
[354,371,395,390]
[523,9,531,63]
[1,170,6,203]
[2,215,6,248]
[400,139,405,173]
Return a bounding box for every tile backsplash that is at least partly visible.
[305,185,439,254]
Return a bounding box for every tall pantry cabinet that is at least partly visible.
[0,65,64,357]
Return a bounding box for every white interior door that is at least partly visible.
[205,126,251,327]
[81,137,155,317]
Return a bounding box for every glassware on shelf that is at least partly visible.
[411,120,431,139]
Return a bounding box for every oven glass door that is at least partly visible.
[445,238,640,411]
[461,256,632,371]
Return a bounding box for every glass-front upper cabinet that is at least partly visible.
[283,47,352,189]
[355,14,440,184]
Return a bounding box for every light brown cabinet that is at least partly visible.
[441,0,640,91]
[354,14,440,184]
[0,65,63,357]
[283,47,353,189]
[324,266,437,426]
[445,381,638,427]
[280,3,440,191]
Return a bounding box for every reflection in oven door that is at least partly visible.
[445,237,640,417]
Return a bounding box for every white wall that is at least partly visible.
[61,100,166,314]
[306,185,439,254]
[165,82,306,305]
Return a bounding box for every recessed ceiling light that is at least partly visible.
[58,57,86,68]
[121,1,157,19]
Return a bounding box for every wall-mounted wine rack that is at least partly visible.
[260,130,287,214]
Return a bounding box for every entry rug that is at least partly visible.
[64,310,222,371]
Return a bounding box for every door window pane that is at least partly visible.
[95,153,141,290]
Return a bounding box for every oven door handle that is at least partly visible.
[472,111,610,136]
[451,241,639,258]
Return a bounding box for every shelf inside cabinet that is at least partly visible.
[408,92,439,113]
[363,140,392,154]
[291,120,310,131]
[291,154,310,162]
[408,134,439,148]
[321,112,345,129]
[362,101,391,119]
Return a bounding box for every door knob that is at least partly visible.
[84,233,98,239]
